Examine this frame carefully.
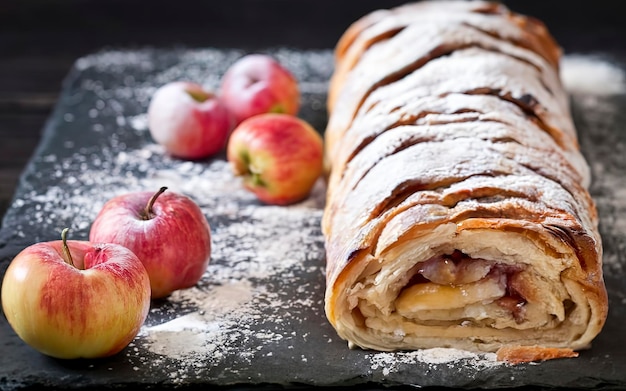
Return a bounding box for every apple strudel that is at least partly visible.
[322,0,608,363]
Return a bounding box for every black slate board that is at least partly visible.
[1,47,626,391]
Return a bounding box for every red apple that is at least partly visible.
[147,81,233,160]
[219,54,300,126]
[1,228,151,359]
[227,113,324,205]
[89,187,211,299]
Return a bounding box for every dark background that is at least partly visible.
[1,0,625,225]
[1,1,626,390]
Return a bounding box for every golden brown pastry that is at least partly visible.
[322,0,608,361]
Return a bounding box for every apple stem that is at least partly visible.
[61,228,74,267]
[186,89,213,103]
[144,186,168,220]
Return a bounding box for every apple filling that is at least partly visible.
[350,249,569,332]
[394,251,527,323]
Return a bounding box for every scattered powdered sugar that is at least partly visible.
[368,348,500,376]
[138,279,254,360]
[561,54,626,96]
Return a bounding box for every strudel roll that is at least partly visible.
[322,0,608,361]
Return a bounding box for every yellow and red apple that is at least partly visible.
[89,187,212,299]
[219,54,300,126]
[147,81,233,160]
[1,229,151,359]
[227,113,323,205]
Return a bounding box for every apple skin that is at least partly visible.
[219,54,300,126]
[89,187,212,299]
[1,239,151,359]
[147,81,233,160]
[227,113,323,205]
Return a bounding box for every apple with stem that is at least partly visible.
[220,54,300,126]
[227,113,324,205]
[147,81,233,160]
[89,186,212,299]
[1,228,151,359]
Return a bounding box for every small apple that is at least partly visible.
[1,228,151,359]
[89,187,211,299]
[219,54,300,126]
[227,113,324,205]
[147,81,233,160]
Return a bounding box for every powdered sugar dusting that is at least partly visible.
[561,54,626,96]
[368,348,499,376]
